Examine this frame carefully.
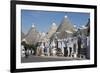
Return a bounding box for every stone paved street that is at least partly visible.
[21,55,85,63]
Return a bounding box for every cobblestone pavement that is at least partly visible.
[21,55,86,63]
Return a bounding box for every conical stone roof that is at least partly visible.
[46,22,58,39]
[21,32,25,39]
[57,15,75,33]
[80,19,90,36]
[56,15,76,39]
[25,24,40,45]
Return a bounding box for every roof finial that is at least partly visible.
[32,23,35,28]
[64,15,67,18]
[52,22,56,26]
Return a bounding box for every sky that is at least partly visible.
[21,10,90,34]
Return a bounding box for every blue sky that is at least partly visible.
[21,10,90,34]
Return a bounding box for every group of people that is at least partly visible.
[21,34,90,59]
[21,45,34,58]
[35,35,90,59]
